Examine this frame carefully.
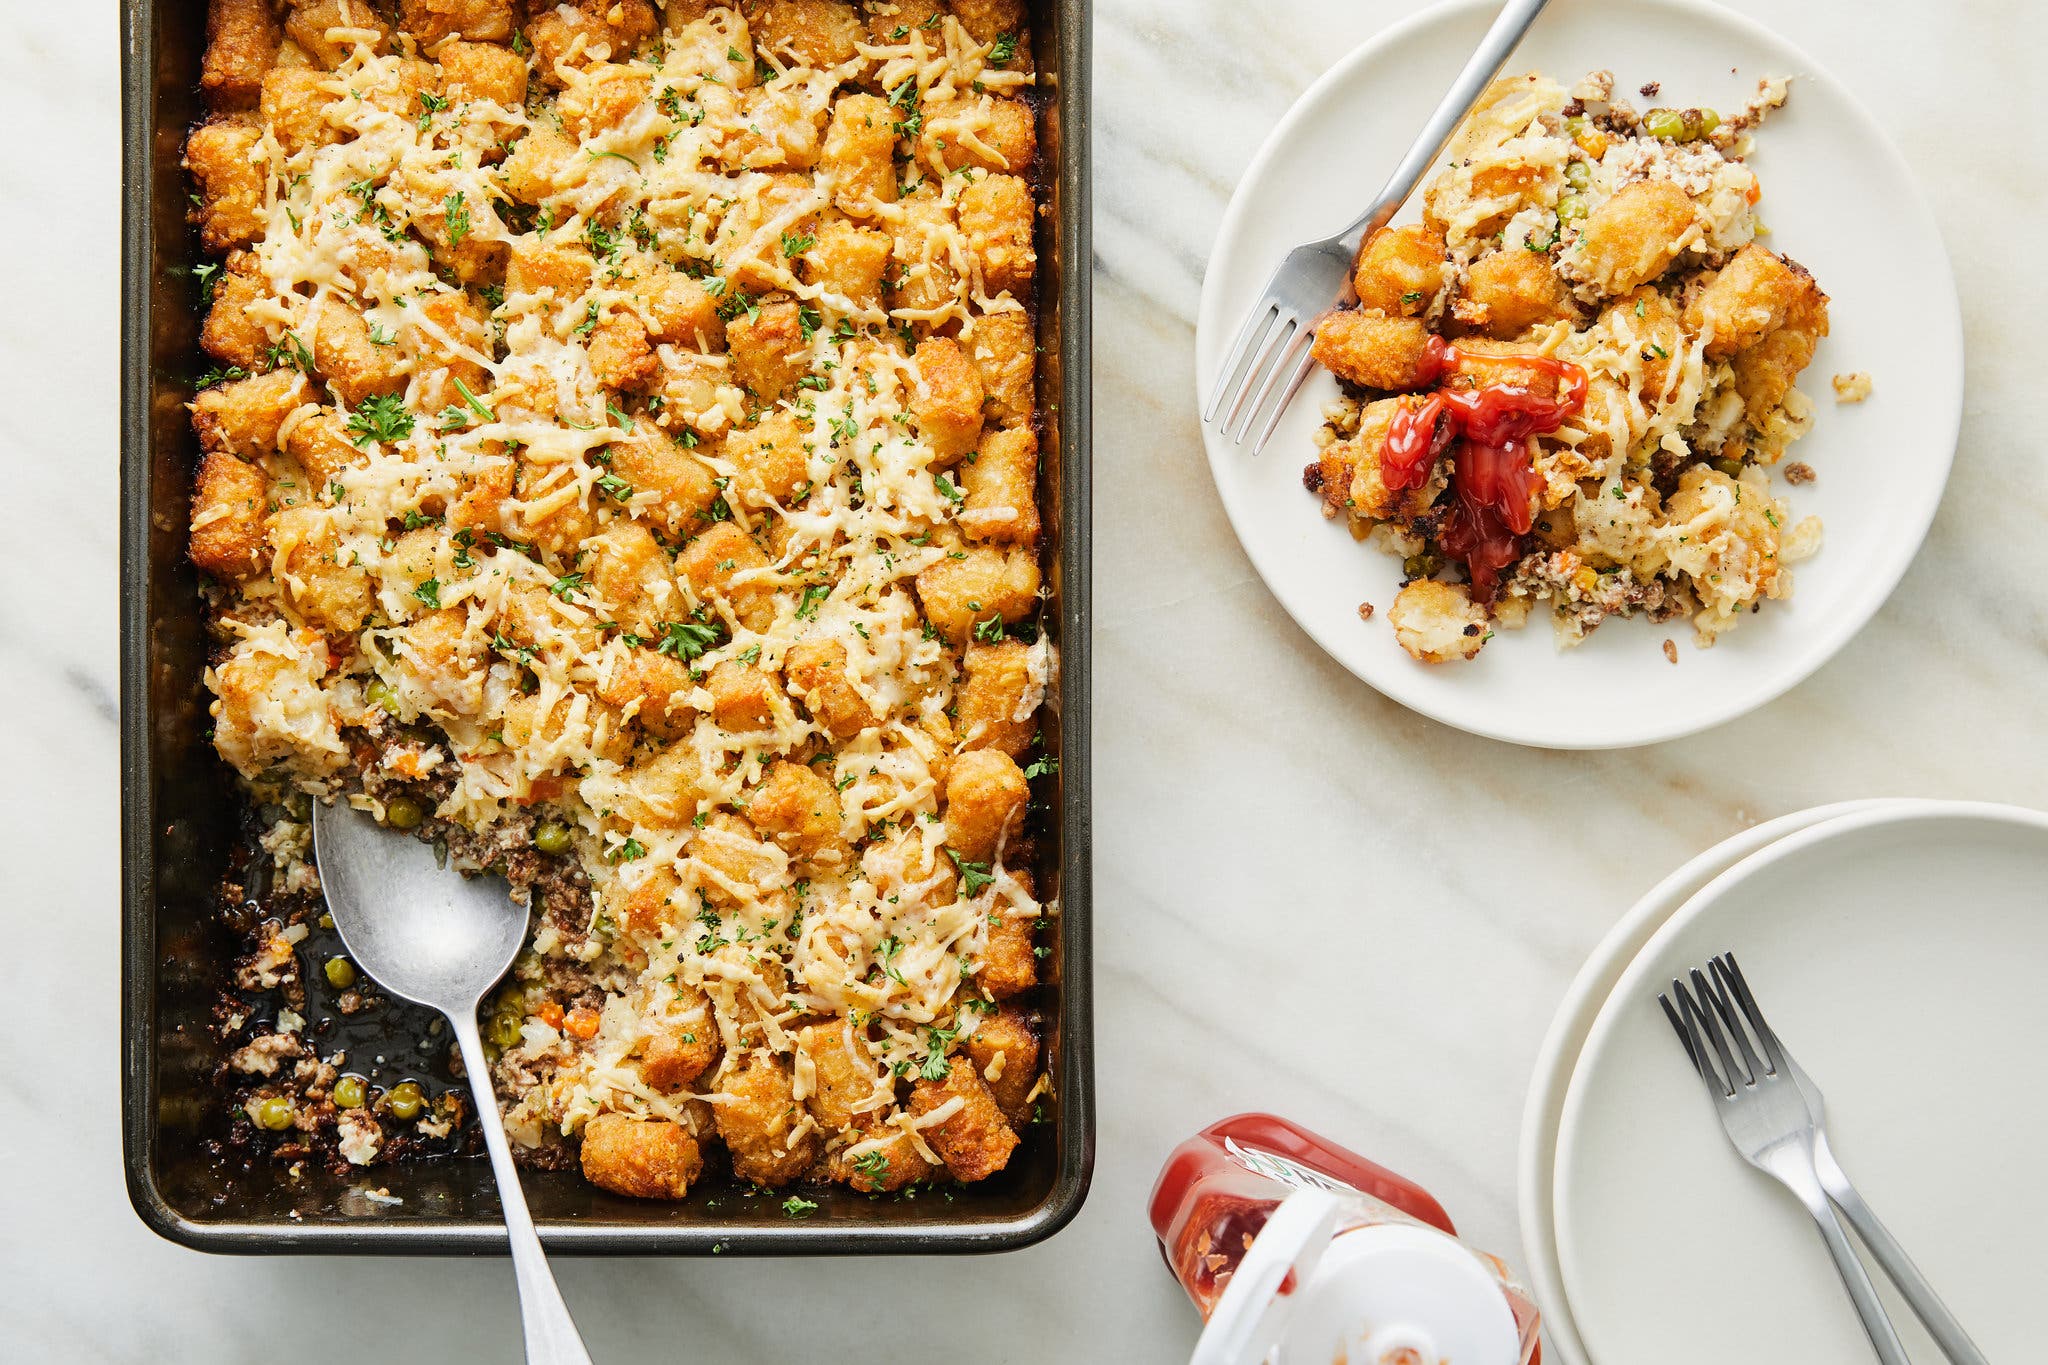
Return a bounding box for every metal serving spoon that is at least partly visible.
[312,800,594,1365]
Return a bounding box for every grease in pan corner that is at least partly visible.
[181,0,1059,1203]
[1304,70,1836,664]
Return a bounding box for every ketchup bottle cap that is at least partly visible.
[1188,1190,1344,1365]
[1188,1195,1520,1365]
[1272,1222,1521,1365]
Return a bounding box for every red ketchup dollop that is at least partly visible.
[1381,336,1588,598]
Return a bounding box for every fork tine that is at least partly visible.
[1234,323,1310,445]
[1700,962,1768,1083]
[1224,315,1297,442]
[1713,953,1787,1074]
[1680,970,1743,1094]
[1204,299,1281,425]
[1658,990,1709,1081]
[1250,340,1318,457]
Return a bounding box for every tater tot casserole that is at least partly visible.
[182,0,1060,1203]
[1305,70,1829,664]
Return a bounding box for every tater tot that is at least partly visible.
[944,749,1028,862]
[1457,247,1573,338]
[1570,180,1698,295]
[1311,310,1435,392]
[964,1002,1040,1122]
[1683,244,1807,359]
[580,1113,703,1200]
[1353,224,1449,316]
[959,427,1039,544]
[784,637,879,738]
[955,639,1037,756]
[910,1057,1018,1182]
[190,451,270,582]
[714,1052,818,1187]
[915,545,1040,643]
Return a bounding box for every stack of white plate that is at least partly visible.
[1519,800,2048,1363]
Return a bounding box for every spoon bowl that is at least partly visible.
[312,799,593,1365]
[311,800,526,1011]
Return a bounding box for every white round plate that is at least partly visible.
[1552,802,2048,1364]
[1195,0,1962,749]
[1515,799,1894,1365]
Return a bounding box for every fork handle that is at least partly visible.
[1337,0,1555,253]
[1815,1136,1991,1365]
[1772,1151,1914,1365]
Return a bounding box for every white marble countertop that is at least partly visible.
[5,0,2045,1359]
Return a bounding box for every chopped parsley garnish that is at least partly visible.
[946,848,996,898]
[608,837,648,863]
[268,333,318,375]
[655,618,723,660]
[1023,755,1059,780]
[412,578,441,608]
[988,33,1018,63]
[443,190,470,246]
[888,78,924,138]
[780,230,815,258]
[491,631,534,665]
[347,392,415,446]
[596,471,635,501]
[971,613,1006,643]
[780,1194,818,1218]
[795,583,831,620]
[935,472,965,503]
[549,572,585,601]
[452,375,495,423]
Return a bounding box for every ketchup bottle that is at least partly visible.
[1149,1115,1542,1365]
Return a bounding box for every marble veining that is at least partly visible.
[4,0,2046,1360]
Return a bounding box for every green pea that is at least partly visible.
[1643,108,1687,141]
[1402,553,1441,580]
[1564,159,1592,190]
[490,1011,526,1049]
[534,820,573,856]
[386,1081,425,1121]
[251,1095,295,1131]
[333,1074,367,1109]
[1714,458,1747,479]
[323,955,356,989]
[366,678,401,716]
[384,796,425,830]
[1687,108,1721,139]
[1556,193,1588,223]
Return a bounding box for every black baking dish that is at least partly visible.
[120,0,1093,1254]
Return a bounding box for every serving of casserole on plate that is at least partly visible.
[1196,0,1961,749]
[1307,68,1828,666]
[122,0,1092,1253]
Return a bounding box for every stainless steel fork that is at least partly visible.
[1201,0,1554,455]
[1660,953,1989,1365]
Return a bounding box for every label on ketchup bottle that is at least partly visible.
[1150,1114,1542,1365]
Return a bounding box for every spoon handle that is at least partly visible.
[452,1011,595,1365]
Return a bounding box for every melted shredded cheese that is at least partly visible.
[192,7,1054,1181]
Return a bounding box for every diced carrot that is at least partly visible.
[564,1006,600,1040]
[536,999,565,1029]
[521,775,566,806]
